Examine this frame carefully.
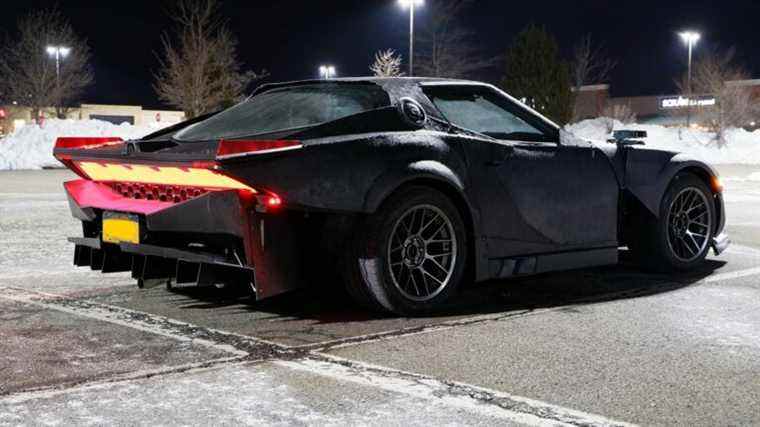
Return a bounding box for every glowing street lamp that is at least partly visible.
[319,65,336,80]
[46,45,71,81]
[399,0,423,76]
[679,31,701,127]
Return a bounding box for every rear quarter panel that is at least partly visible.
[221,130,471,214]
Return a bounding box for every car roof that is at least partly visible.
[252,77,481,95]
[251,77,560,131]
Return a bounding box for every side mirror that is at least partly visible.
[398,97,427,129]
[608,130,647,146]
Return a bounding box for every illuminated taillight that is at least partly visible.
[265,194,282,207]
[55,137,124,150]
[216,140,302,160]
[252,193,283,213]
[73,161,257,193]
[53,138,126,179]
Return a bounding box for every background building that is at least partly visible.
[0,104,185,136]
[574,79,760,129]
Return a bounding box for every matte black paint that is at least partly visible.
[60,78,728,298]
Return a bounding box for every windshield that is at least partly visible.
[174,83,391,142]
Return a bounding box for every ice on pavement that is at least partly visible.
[0,361,509,426]
[568,118,760,165]
[0,119,165,170]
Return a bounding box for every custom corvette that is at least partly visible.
[54,78,729,314]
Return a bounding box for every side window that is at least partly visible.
[423,86,556,142]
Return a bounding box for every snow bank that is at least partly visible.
[1,117,758,170]
[567,118,760,165]
[0,119,166,170]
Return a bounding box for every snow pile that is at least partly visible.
[567,118,760,165]
[0,119,166,170]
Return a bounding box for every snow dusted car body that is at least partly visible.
[54,78,729,314]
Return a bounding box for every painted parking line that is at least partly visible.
[282,355,638,427]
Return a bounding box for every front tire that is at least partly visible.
[344,186,468,315]
[634,173,716,272]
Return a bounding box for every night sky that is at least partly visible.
[2,0,758,109]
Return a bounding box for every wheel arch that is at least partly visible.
[678,165,725,235]
[627,156,720,219]
[363,163,483,284]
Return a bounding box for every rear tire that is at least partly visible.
[343,186,468,315]
[632,173,715,272]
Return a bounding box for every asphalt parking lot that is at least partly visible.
[1,167,759,426]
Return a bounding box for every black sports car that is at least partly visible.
[54,77,729,315]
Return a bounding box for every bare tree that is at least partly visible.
[0,8,93,120]
[154,0,267,118]
[370,49,405,77]
[571,35,616,89]
[415,0,496,78]
[678,48,756,146]
[601,103,636,133]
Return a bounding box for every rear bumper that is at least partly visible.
[69,237,254,289]
[64,179,311,299]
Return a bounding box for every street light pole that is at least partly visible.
[679,32,700,127]
[46,45,71,119]
[46,46,71,85]
[399,0,423,76]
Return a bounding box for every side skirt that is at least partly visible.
[488,247,618,280]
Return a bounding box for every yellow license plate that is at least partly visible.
[102,214,140,244]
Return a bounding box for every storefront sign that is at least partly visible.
[660,96,716,109]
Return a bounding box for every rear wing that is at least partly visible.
[53,137,303,169]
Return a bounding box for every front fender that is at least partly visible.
[627,150,719,218]
[363,160,466,213]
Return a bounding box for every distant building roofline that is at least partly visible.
[574,84,610,92]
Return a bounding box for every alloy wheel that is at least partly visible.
[666,187,713,263]
[387,204,458,302]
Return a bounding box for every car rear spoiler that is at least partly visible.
[53,137,303,166]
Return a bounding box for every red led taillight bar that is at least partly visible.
[55,137,124,150]
[53,137,299,210]
[216,139,303,160]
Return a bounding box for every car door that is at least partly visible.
[422,84,619,259]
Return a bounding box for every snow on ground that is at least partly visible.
[568,118,760,165]
[0,119,165,170]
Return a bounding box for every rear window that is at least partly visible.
[174,83,391,142]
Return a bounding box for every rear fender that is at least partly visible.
[363,160,465,213]
[362,161,488,282]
